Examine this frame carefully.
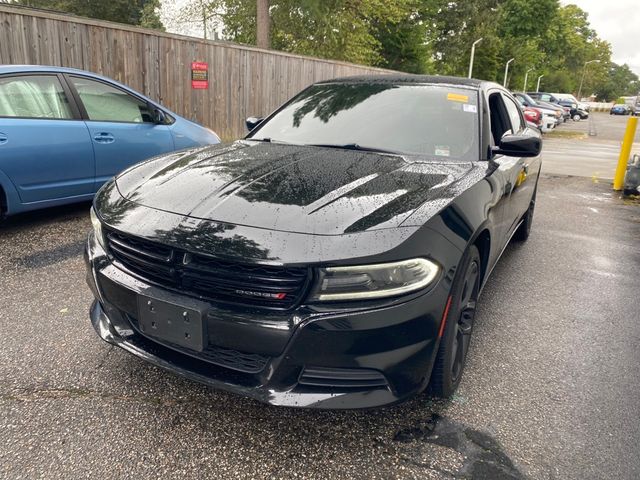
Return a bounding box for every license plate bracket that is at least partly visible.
[137,295,205,352]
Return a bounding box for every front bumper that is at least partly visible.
[85,233,449,409]
[541,115,556,132]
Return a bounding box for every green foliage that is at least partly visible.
[13,0,637,99]
[223,0,414,65]
[371,1,432,73]
[174,0,638,98]
[10,0,164,30]
[594,64,640,102]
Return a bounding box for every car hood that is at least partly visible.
[535,101,562,112]
[115,142,474,236]
[534,106,559,115]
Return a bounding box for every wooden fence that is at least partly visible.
[0,4,393,139]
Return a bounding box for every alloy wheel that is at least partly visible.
[449,259,480,383]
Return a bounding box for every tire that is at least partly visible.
[513,189,536,242]
[572,114,581,122]
[429,245,481,398]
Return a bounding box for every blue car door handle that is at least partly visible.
[93,132,115,144]
[0,132,7,145]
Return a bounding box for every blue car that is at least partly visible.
[610,104,631,116]
[0,66,220,217]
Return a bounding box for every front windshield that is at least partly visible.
[519,93,537,105]
[249,83,479,160]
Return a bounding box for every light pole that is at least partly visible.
[468,38,483,78]
[503,58,515,87]
[536,75,545,92]
[523,68,533,92]
[578,60,600,100]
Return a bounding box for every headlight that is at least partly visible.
[310,258,440,302]
[90,207,107,250]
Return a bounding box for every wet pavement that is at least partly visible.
[1,138,640,478]
[543,112,640,180]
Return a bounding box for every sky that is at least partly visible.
[561,0,640,75]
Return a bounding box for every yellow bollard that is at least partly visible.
[613,116,639,190]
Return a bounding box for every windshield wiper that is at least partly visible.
[308,143,402,155]
[247,138,299,146]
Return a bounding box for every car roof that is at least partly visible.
[0,64,108,78]
[0,64,163,106]
[316,74,498,90]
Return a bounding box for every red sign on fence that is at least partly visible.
[191,62,209,89]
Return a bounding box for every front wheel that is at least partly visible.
[429,245,481,398]
[513,191,536,242]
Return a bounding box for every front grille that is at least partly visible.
[106,230,310,310]
[197,345,268,373]
[298,367,389,390]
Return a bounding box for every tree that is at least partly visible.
[222,0,417,65]
[169,0,224,39]
[594,63,640,101]
[9,0,164,30]
[160,0,625,99]
[371,1,432,73]
[425,0,532,81]
[256,0,270,49]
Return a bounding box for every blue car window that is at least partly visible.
[0,75,73,119]
[70,76,153,123]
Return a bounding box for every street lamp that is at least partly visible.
[523,68,533,92]
[578,60,600,100]
[503,58,515,87]
[536,75,545,92]
[468,38,483,79]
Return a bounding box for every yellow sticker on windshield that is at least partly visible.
[447,93,469,103]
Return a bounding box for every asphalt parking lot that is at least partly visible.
[1,116,640,479]
[542,112,640,179]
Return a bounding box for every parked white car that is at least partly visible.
[553,93,590,112]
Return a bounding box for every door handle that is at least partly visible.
[0,132,7,145]
[93,132,115,144]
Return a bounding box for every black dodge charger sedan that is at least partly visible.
[86,75,541,409]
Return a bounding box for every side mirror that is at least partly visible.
[526,121,541,132]
[246,116,264,131]
[493,130,541,158]
[151,107,166,124]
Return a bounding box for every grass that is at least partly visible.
[544,130,588,140]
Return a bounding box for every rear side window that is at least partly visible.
[0,75,73,119]
[69,76,153,123]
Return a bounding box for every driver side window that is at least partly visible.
[488,92,513,146]
[502,94,525,134]
[69,76,153,123]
